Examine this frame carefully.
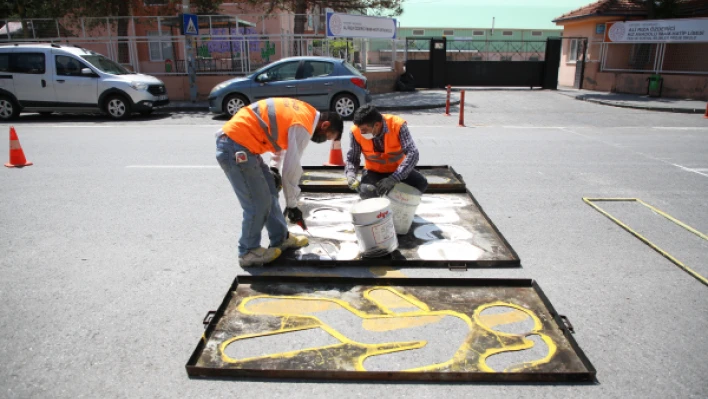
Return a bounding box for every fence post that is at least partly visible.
[445,85,451,116]
[458,90,465,127]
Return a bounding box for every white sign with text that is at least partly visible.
[605,18,708,43]
[326,13,397,39]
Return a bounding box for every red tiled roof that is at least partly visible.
[553,0,708,23]
[553,0,647,23]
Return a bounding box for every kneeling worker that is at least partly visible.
[345,105,428,198]
[216,98,344,267]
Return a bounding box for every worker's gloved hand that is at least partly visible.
[347,176,361,192]
[270,167,282,192]
[376,177,397,196]
[284,207,307,229]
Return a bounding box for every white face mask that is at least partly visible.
[360,133,374,140]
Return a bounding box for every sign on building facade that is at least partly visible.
[605,18,708,43]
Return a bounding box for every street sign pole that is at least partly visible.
[182,0,197,102]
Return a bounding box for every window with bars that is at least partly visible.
[473,30,485,36]
[531,31,542,36]
[148,31,174,62]
[412,29,425,36]
[443,29,454,36]
[568,39,578,63]
[502,31,513,36]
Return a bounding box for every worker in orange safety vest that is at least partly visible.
[345,105,428,199]
[216,98,343,267]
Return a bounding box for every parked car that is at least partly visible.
[208,56,372,119]
[0,43,169,120]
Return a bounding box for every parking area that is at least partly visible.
[1,90,707,398]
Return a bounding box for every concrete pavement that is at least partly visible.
[558,87,708,114]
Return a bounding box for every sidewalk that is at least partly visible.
[164,89,459,113]
[557,88,707,114]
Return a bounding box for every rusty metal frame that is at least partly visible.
[186,275,597,383]
[299,165,467,193]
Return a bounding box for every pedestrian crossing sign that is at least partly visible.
[182,14,198,36]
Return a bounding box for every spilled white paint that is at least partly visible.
[414,224,473,241]
[418,241,485,261]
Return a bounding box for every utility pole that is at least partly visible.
[183,0,197,102]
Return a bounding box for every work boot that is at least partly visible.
[279,233,309,251]
[239,247,282,267]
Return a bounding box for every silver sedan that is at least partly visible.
[208,56,372,119]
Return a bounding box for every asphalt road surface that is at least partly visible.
[2,90,707,398]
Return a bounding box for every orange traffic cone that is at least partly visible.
[323,139,345,166]
[704,103,708,119]
[5,126,33,168]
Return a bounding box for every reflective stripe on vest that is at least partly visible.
[249,98,281,152]
[364,150,405,165]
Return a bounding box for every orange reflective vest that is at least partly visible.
[222,98,318,154]
[351,114,406,173]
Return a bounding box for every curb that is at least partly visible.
[574,95,705,114]
[162,101,462,113]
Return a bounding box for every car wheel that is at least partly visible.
[105,95,132,120]
[0,96,20,121]
[223,94,249,117]
[332,93,358,119]
[139,110,154,116]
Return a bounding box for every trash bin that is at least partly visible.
[646,74,663,97]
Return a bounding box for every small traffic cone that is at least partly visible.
[5,126,33,168]
[323,139,345,166]
[704,103,708,119]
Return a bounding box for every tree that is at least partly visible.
[239,0,404,36]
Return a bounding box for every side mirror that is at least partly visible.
[81,68,94,76]
[257,73,270,83]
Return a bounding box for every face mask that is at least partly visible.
[361,133,374,140]
[311,132,327,143]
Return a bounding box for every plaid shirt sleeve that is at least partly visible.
[391,123,419,181]
[345,130,361,180]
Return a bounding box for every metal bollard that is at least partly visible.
[458,90,465,127]
[445,85,451,116]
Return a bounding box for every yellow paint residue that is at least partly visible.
[245,298,339,314]
[362,315,445,332]
[368,289,421,310]
[478,308,530,328]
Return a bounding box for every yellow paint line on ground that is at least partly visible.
[583,197,708,287]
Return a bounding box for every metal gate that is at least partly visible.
[406,37,563,89]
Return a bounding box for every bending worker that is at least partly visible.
[216,98,344,267]
[345,105,428,198]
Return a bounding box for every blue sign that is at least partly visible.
[183,14,198,36]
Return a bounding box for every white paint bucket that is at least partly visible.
[386,183,423,235]
[350,198,398,257]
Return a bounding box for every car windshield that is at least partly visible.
[80,55,130,75]
[342,61,363,76]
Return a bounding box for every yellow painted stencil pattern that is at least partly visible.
[219,287,557,372]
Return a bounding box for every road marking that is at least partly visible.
[671,164,708,177]
[583,198,708,287]
[560,127,707,178]
[126,165,219,168]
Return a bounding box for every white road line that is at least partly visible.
[671,164,708,177]
[560,127,707,178]
[126,165,219,169]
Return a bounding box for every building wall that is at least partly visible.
[556,15,708,99]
